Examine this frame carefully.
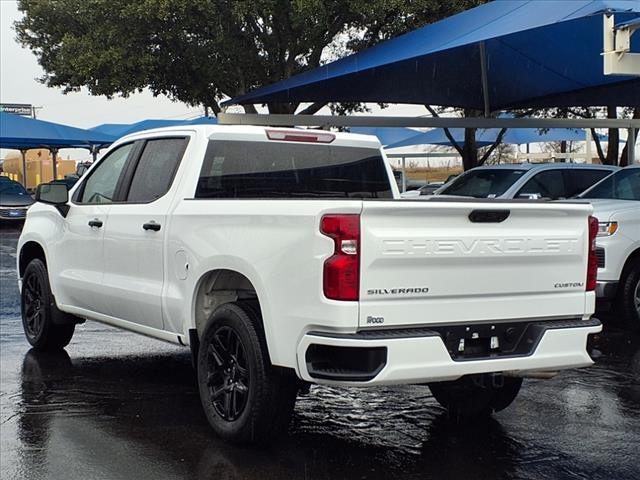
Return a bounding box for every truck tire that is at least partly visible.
[619,259,640,330]
[197,301,298,444]
[21,259,75,351]
[429,374,522,419]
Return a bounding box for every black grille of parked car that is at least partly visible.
[595,247,605,268]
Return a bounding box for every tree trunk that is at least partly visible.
[591,128,606,163]
[462,127,478,171]
[619,106,640,167]
[267,102,299,114]
[558,140,567,162]
[243,104,258,114]
[604,105,619,165]
[460,109,482,171]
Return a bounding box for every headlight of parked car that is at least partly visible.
[597,221,618,237]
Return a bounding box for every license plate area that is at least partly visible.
[430,322,539,361]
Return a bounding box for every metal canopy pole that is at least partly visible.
[401,157,407,192]
[51,148,58,180]
[479,41,491,118]
[20,150,28,188]
[629,126,637,165]
[90,145,99,162]
[218,113,640,130]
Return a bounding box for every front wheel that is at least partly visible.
[197,302,298,444]
[21,259,75,351]
[429,374,522,420]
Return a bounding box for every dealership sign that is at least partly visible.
[0,104,33,116]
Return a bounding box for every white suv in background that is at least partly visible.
[579,166,640,328]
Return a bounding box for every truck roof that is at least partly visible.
[116,124,383,149]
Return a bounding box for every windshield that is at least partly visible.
[0,183,29,196]
[580,168,640,201]
[438,169,526,198]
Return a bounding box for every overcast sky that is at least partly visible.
[0,0,205,129]
[0,0,429,162]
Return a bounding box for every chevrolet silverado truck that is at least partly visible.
[579,166,640,328]
[17,125,602,444]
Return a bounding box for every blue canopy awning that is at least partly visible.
[225,0,640,110]
[386,127,603,149]
[91,116,218,139]
[0,112,116,150]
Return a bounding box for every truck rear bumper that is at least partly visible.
[596,281,618,299]
[296,318,602,385]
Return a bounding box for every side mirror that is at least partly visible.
[35,183,70,217]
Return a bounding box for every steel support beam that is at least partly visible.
[218,113,640,129]
[386,152,459,158]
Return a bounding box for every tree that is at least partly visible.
[16,0,486,114]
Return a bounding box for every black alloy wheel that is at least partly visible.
[197,302,299,444]
[205,326,250,421]
[20,258,75,351]
[22,271,45,340]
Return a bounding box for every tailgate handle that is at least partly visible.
[468,210,510,223]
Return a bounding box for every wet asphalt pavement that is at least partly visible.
[1,222,639,480]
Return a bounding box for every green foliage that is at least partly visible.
[15,0,485,113]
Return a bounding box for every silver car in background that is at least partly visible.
[434,163,619,200]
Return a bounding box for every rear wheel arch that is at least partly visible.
[192,269,267,343]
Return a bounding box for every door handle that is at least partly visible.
[88,219,103,228]
[143,221,161,232]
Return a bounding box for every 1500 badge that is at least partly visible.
[367,287,430,295]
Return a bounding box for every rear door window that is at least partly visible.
[517,170,566,199]
[562,169,612,198]
[125,138,189,203]
[195,140,392,199]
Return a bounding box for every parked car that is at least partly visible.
[0,179,34,221]
[578,166,640,328]
[434,163,619,199]
[18,126,601,444]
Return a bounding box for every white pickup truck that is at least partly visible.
[18,125,601,444]
[578,166,640,328]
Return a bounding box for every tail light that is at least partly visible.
[321,214,360,301]
[587,215,598,291]
[266,129,335,143]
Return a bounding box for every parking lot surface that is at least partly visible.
[1,222,639,480]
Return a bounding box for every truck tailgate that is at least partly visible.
[359,200,593,328]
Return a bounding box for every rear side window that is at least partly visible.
[126,138,188,203]
[562,169,611,198]
[517,170,565,199]
[195,140,393,199]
